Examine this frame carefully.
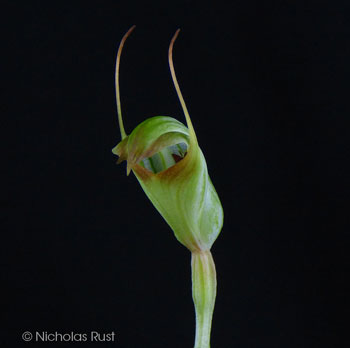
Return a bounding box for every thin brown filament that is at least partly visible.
[115,25,136,139]
[168,29,198,145]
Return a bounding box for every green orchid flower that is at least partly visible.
[112,26,224,348]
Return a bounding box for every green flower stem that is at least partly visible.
[192,250,217,348]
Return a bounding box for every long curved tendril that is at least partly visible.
[168,29,198,146]
[115,25,136,140]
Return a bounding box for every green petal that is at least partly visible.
[113,115,223,252]
[113,116,190,175]
[132,136,223,252]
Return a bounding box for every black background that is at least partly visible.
[2,1,349,347]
